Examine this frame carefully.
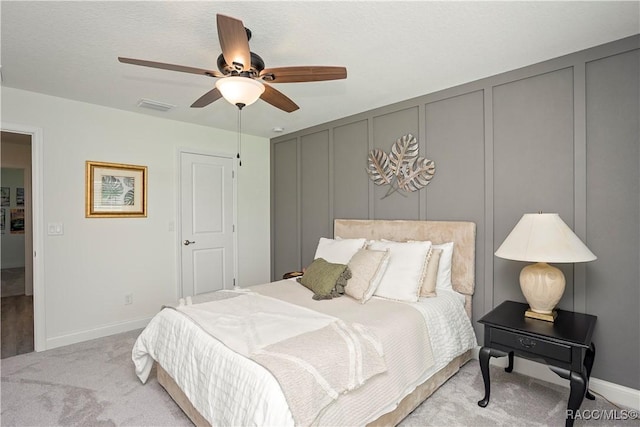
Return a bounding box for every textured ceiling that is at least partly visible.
[2,1,638,138]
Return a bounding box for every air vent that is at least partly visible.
[137,98,175,112]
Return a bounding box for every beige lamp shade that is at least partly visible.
[495,213,596,263]
[495,213,596,321]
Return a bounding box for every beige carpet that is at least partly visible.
[1,329,636,426]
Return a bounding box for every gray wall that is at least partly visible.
[271,36,640,389]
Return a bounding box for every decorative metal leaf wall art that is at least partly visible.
[366,149,393,185]
[398,156,436,192]
[366,133,435,199]
[389,134,418,176]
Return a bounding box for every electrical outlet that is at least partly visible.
[124,293,133,305]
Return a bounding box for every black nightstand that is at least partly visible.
[477,300,597,427]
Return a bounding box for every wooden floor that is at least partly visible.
[1,267,26,297]
[1,295,34,359]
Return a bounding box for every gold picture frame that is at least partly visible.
[85,161,147,218]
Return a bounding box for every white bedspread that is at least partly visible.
[132,281,476,426]
[171,291,387,425]
[134,306,295,426]
[176,292,336,356]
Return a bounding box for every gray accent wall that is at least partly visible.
[272,138,299,277]
[271,36,640,389]
[585,48,640,388]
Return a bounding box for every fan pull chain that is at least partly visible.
[236,106,242,167]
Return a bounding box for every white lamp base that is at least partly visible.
[519,262,565,322]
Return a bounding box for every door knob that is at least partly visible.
[183,240,196,246]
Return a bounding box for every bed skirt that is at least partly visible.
[156,349,473,427]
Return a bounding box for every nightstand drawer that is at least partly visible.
[492,328,572,363]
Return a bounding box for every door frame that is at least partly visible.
[1,121,46,351]
[176,147,238,298]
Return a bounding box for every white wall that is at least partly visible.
[1,87,271,348]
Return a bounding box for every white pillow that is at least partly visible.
[314,237,366,264]
[433,242,454,291]
[346,248,390,303]
[367,240,432,302]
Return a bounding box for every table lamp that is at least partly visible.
[495,213,596,322]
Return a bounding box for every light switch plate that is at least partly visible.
[47,223,64,236]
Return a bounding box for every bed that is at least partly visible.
[133,219,477,426]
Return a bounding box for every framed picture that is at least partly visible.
[85,161,147,218]
[16,187,24,206]
[1,187,9,207]
[10,209,24,234]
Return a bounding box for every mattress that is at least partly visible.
[132,280,476,426]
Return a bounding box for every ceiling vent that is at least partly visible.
[137,98,175,112]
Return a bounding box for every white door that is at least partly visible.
[180,152,235,296]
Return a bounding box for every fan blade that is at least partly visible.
[118,57,223,78]
[260,85,299,113]
[260,66,347,83]
[216,14,251,72]
[191,87,223,108]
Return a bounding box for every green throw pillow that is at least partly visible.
[298,258,352,300]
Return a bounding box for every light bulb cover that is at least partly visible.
[215,77,265,107]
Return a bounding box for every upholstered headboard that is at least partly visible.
[334,219,476,317]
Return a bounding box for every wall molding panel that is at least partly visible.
[271,35,640,389]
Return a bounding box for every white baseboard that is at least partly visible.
[471,347,640,410]
[45,316,152,350]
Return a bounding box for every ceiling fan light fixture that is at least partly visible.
[119,14,345,112]
[215,76,265,108]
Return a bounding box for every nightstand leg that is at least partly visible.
[478,346,506,407]
[566,370,587,427]
[584,343,596,400]
[478,347,492,407]
[505,351,514,373]
[550,366,587,427]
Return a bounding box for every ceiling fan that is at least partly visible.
[118,14,347,112]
